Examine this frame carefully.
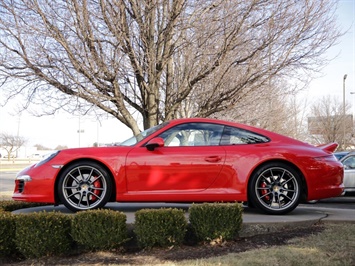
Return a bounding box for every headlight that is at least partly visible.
[35,151,60,167]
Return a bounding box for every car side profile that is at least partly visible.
[13,118,344,214]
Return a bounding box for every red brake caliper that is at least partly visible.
[92,179,101,201]
[261,182,270,201]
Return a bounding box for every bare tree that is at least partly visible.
[0,0,342,135]
[212,80,309,140]
[54,145,69,150]
[308,96,353,150]
[0,132,26,160]
[34,144,52,150]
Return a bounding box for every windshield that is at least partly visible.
[119,122,168,146]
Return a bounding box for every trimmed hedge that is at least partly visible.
[0,200,48,212]
[0,201,244,260]
[134,208,187,248]
[15,212,73,258]
[0,211,17,257]
[71,209,128,250]
[189,203,243,242]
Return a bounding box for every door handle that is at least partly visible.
[205,156,222,163]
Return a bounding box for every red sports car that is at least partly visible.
[13,118,344,214]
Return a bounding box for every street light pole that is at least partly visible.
[343,74,348,149]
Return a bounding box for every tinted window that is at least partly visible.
[220,126,270,145]
[158,123,224,146]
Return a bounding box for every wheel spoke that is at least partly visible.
[259,191,272,199]
[85,194,90,207]
[260,174,272,185]
[277,169,286,182]
[90,174,103,184]
[256,185,271,191]
[82,168,95,182]
[66,190,80,199]
[281,176,295,187]
[63,185,79,190]
[77,167,83,180]
[69,173,80,184]
[88,190,102,200]
[91,187,105,191]
[282,193,293,201]
[282,187,295,193]
[77,192,85,207]
[266,192,280,207]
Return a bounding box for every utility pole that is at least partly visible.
[343,74,348,149]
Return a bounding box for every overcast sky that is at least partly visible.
[0,0,354,150]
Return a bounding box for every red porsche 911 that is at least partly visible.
[13,118,344,214]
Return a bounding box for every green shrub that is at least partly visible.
[134,208,187,248]
[0,200,48,212]
[189,203,243,242]
[0,211,17,257]
[71,209,128,250]
[15,212,73,258]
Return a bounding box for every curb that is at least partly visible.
[239,219,321,237]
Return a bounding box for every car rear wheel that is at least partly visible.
[249,162,301,215]
[58,161,112,212]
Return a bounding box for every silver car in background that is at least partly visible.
[340,153,355,194]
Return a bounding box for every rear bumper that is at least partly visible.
[304,159,344,201]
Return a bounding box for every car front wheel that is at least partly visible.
[248,163,302,215]
[58,161,112,212]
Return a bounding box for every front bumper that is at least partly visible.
[12,164,58,204]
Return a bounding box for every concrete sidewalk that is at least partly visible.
[12,203,355,237]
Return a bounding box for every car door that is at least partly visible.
[341,155,355,191]
[125,123,226,193]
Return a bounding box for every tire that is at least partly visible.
[248,162,302,215]
[58,161,112,212]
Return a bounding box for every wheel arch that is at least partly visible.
[247,159,308,203]
[54,158,117,205]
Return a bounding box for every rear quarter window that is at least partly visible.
[221,126,270,145]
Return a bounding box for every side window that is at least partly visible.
[158,123,224,147]
[343,156,355,169]
[220,126,270,145]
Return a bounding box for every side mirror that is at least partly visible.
[146,137,165,151]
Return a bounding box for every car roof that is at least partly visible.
[167,118,279,135]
